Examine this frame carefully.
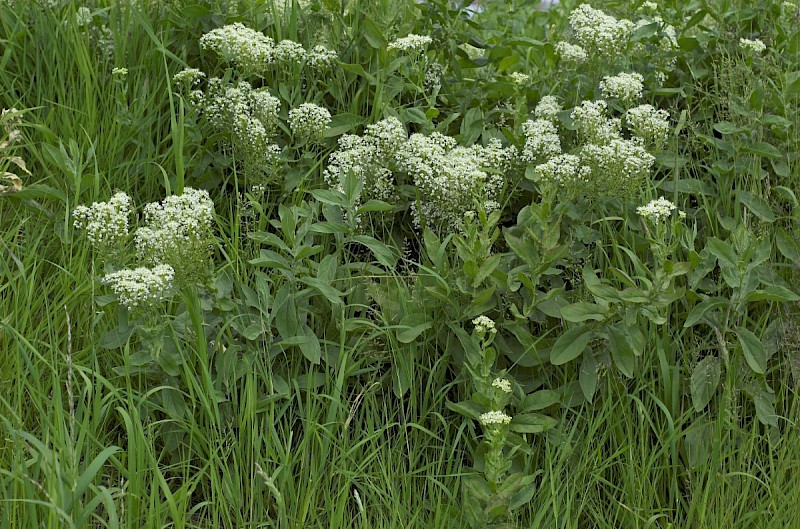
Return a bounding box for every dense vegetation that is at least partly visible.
[1,0,799,527]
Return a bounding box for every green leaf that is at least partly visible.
[559,302,608,323]
[777,228,800,264]
[713,121,746,135]
[299,277,345,305]
[509,413,557,433]
[753,389,778,427]
[706,238,737,269]
[348,235,398,268]
[690,356,721,412]
[607,326,635,378]
[579,352,597,402]
[747,286,799,302]
[310,188,348,207]
[738,328,767,374]
[521,390,560,412]
[446,399,483,420]
[324,113,365,137]
[742,141,782,158]
[737,190,776,222]
[684,297,729,327]
[396,314,432,343]
[550,326,593,365]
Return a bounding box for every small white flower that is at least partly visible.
[200,23,275,72]
[492,378,512,393]
[103,264,175,310]
[111,67,128,78]
[510,72,530,87]
[599,72,644,103]
[534,96,562,122]
[479,410,512,426]
[636,197,678,221]
[288,103,332,141]
[472,315,497,335]
[571,99,620,144]
[626,104,670,148]
[274,39,306,63]
[555,41,588,63]
[73,192,132,251]
[173,68,206,86]
[521,119,561,163]
[739,38,766,54]
[307,45,338,70]
[569,4,635,59]
[388,34,432,53]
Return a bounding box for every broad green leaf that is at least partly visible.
[521,390,560,412]
[445,399,482,420]
[550,326,593,365]
[706,238,737,269]
[742,141,782,158]
[777,228,800,263]
[690,356,721,412]
[738,328,767,374]
[713,121,746,135]
[559,302,608,323]
[684,297,728,327]
[607,326,635,378]
[509,413,558,433]
[396,314,432,343]
[737,190,776,222]
[348,235,398,268]
[299,277,345,305]
[579,352,597,402]
[753,389,778,427]
[747,286,799,302]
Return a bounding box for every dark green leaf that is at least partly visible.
[690,356,721,412]
[550,326,593,365]
[739,328,767,374]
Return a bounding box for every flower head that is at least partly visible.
[636,197,678,221]
[388,34,432,53]
[569,4,635,59]
[289,103,332,141]
[479,410,512,426]
[534,96,562,122]
[472,315,497,335]
[555,41,588,63]
[103,264,174,310]
[599,72,644,103]
[73,192,132,252]
[492,378,512,393]
[739,38,766,54]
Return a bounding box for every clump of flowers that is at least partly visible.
[636,197,679,221]
[492,378,512,393]
[73,192,132,258]
[534,96,562,122]
[571,100,621,144]
[510,72,530,88]
[289,103,332,142]
[307,45,338,70]
[579,139,655,196]
[173,68,205,88]
[388,34,433,53]
[274,39,307,63]
[534,154,591,187]
[520,119,562,163]
[568,4,635,59]
[135,188,215,285]
[74,5,114,61]
[473,316,497,335]
[200,23,275,73]
[626,104,670,149]
[192,79,282,171]
[555,41,588,63]
[739,38,767,55]
[599,72,644,104]
[102,264,175,311]
[479,410,512,426]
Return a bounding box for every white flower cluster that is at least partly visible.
[739,38,767,54]
[492,378,512,393]
[324,117,407,208]
[73,192,132,252]
[568,4,635,59]
[571,100,621,144]
[195,79,282,168]
[388,34,433,53]
[555,41,588,63]
[397,135,512,230]
[199,23,337,74]
[324,120,516,232]
[472,315,497,335]
[626,104,670,149]
[307,45,339,70]
[510,72,530,87]
[111,67,128,78]
[479,410,512,426]
[636,197,677,221]
[527,96,658,197]
[173,67,205,87]
[135,188,215,279]
[102,264,175,310]
[425,62,446,93]
[521,119,561,163]
[535,96,562,122]
[599,72,644,103]
[200,23,275,72]
[289,103,331,141]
